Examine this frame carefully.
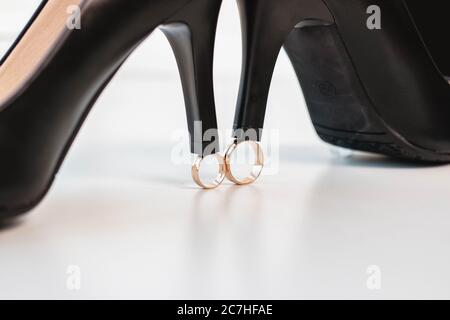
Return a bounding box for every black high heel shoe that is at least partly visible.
[228,0,450,183]
[0,0,224,219]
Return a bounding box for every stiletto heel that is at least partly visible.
[161,0,222,157]
[233,0,333,140]
[0,0,223,219]
[233,0,450,186]
[228,0,333,184]
[160,0,224,188]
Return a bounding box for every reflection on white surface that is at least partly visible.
[1,141,450,299]
[1,1,450,300]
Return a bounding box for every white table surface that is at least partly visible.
[1,1,450,300]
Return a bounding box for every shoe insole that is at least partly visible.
[0,0,82,105]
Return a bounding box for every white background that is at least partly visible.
[1,0,450,299]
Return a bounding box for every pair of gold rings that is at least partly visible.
[191,140,264,189]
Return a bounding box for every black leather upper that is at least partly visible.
[406,1,450,77]
[0,0,222,218]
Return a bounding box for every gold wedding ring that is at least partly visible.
[191,154,226,189]
[224,140,264,185]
